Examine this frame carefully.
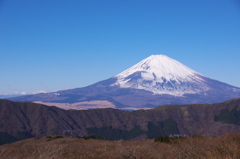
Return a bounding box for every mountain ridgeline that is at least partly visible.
[10,55,240,110]
[1,99,240,144]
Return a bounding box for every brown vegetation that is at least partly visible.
[0,134,240,159]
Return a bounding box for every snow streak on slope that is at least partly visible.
[112,55,209,96]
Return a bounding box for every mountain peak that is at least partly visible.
[115,54,200,79]
[148,54,170,59]
[112,54,207,96]
[9,54,240,110]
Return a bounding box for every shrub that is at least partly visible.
[46,136,52,138]
[46,136,63,141]
[154,136,170,143]
[82,135,105,140]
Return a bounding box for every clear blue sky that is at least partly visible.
[1,0,240,95]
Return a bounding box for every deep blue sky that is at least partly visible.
[1,0,240,95]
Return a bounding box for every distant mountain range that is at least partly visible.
[1,98,240,144]
[0,94,25,99]
[9,55,240,110]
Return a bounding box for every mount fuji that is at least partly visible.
[10,55,240,110]
[113,55,207,96]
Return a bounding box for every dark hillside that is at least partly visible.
[1,99,240,144]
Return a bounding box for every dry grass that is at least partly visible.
[0,134,240,159]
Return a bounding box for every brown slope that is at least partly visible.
[1,135,240,159]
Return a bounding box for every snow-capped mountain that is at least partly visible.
[10,54,240,110]
[112,55,208,96]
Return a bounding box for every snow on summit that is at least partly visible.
[115,55,200,80]
[113,54,209,96]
